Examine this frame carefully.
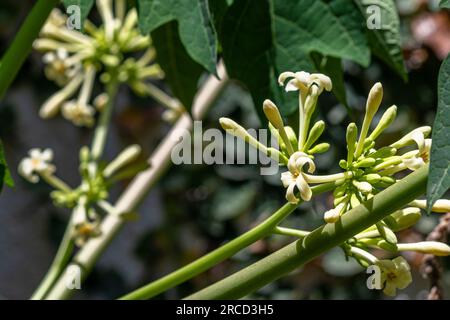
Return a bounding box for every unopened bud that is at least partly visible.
[263,99,284,130]
[388,207,421,231]
[103,145,142,178]
[346,123,358,163]
[369,146,397,159]
[304,121,325,151]
[366,82,383,119]
[397,241,450,256]
[369,105,397,141]
[354,157,376,168]
[308,143,330,154]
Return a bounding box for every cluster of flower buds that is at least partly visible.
[33,0,164,127]
[220,71,346,204]
[218,69,450,296]
[18,144,143,246]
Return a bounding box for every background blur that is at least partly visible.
[0,0,449,299]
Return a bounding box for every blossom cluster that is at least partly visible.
[219,70,450,296]
[34,0,165,127]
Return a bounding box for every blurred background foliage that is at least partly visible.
[0,0,449,299]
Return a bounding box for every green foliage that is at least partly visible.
[353,0,407,81]
[218,0,405,122]
[427,54,450,212]
[137,0,217,75]
[151,21,204,109]
[63,0,95,26]
[0,140,13,192]
[440,0,450,9]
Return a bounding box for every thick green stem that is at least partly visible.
[31,219,75,300]
[119,183,334,300]
[0,0,59,100]
[185,165,428,300]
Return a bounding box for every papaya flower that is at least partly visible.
[281,152,316,203]
[402,131,432,170]
[18,148,56,183]
[376,256,412,296]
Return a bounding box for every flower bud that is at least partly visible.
[363,173,381,184]
[397,241,450,256]
[284,126,298,152]
[353,180,372,194]
[263,99,284,130]
[324,203,345,223]
[355,83,383,158]
[366,82,383,119]
[376,222,397,245]
[103,145,142,178]
[339,159,348,169]
[346,123,358,163]
[350,193,360,208]
[381,176,396,184]
[79,146,90,163]
[354,157,376,168]
[387,207,421,231]
[304,121,325,151]
[308,143,330,154]
[333,194,348,206]
[368,146,397,159]
[324,208,340,223]
[263,100,295,154]
[409,199,450,213]
[368,105,397,141]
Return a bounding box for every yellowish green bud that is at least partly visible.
[304,121,325,151]
[387,207,421,231]
[369,146,397,159]
[103,145,142,178]
[409,199,450,213]
[354,157,376,168]
[368,105,397,141]
[346,123,358,163]
[376,222,397,245]
[350,193,360,208]
[397,241,450,256]
[308,143,330,154]
[353,180,372,194]
[263,99,284,129]
[364,173,381,184]
[355,83,383,158]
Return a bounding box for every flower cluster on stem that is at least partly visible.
[219,69,450,296]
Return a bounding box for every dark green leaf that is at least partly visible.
[354,0,407,81]
[137,0,217,75]
[220,0,369,121]
[63,0,95,27]
[151,21,204,109]
[311,52,347,108]
[427,54,450,212]
[220,0,274,121]
[440,0,450,9]
[0,140,14,192]
[273,0,370,67]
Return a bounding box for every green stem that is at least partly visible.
[0,0,59,100]
[119,183,335,300]
[184,165,428,300]
[91,80,119,160]
[31,218,75,300]
[273,226,310,238]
